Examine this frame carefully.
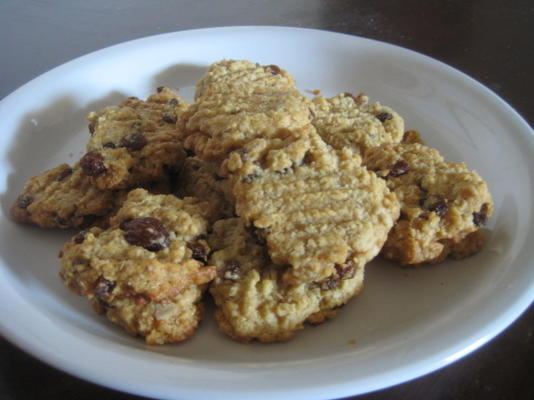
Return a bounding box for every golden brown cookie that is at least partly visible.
[183,60,313,163]
[310,92,404,154]
[363,143,493,265]
[208,218,365,343]
[10,163,127,228]
[82,87,188,190]
[233,144,400,284]
[59,189,217,344]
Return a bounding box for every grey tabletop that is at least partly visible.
[1,1,533,399]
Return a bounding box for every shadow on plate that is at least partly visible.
[151,63,207,97]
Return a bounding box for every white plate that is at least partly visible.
[0,26,533,400]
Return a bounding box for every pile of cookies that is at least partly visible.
[11,60,493,344]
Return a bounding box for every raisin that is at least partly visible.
[473,203,489,226]
[120,133,147,151]
[222,260,240,281]
[335,263,356,280]
[264,64,281,75]
[103,142,116,149]
[80,151,106,176]
[94,277,115,301]
[428,199,449,217]
[388,160,410,177]
[168,98,179,106]
[88,123,95,135]
[57,167,73,181]
[16,194,33,209]
[121,217,170,251]
[188,242,209,263]
[376,112,393,123]
[156,86,164,93]
[73,230,88,244]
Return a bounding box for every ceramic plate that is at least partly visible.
[0,26,532,400]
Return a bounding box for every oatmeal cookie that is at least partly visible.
[233,145,400,284]
[183,59,313,163]
[208,218,365,343]
[11,163,127,228]
[59,188,217,344]
[363,143,493,265]
[311,93,404,154]
[82,87,188,190]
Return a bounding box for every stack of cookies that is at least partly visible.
[11,60,493,344]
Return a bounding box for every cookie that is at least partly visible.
[11,163,127,228]
[207,218,365,343]
[183,60,313,163]
[311,92,404,154]
[176,156,234,221]
[59,188,217,344]
[220,124,320,177]
[363,143,493,265]
[233,144,400,284]
[82,87,188,190]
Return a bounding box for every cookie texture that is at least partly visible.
[233,144,400,284]
[183,59,313,163]
[59,189,217,344]
[11,163,126,228]
[363,143,493,265]
[83,87,188,190]
[311,93,404,154]
[208,218,365,342]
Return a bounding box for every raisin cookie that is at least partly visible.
[183,59,313,163]
[11,163,127,228]
[208,218,365,343]
[363,143,493,265]
[82,87,188,190]
[311,92,404,154]
[233,144,400,285]
[59,188,217,344]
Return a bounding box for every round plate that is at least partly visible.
[0,26,532,400]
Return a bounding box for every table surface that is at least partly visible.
[1,1,532,399]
